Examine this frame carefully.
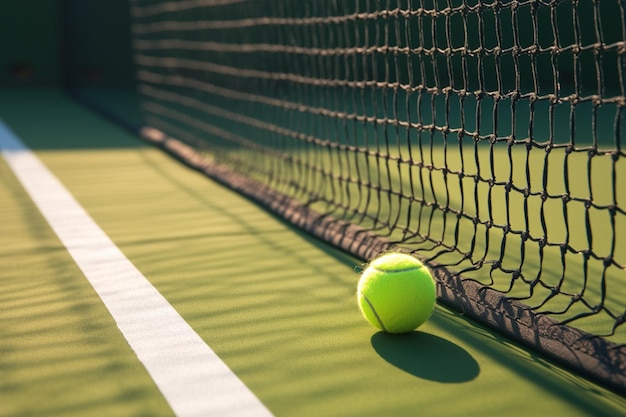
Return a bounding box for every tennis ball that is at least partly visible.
[357,253,436,334]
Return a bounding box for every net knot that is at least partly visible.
[549,94,558,105]
[593,43,604,55]
[611,150,620,161]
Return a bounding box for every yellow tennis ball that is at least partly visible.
[357,253,436,334]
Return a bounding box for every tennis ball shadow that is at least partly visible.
[371,331,479,383]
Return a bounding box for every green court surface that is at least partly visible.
[2,91,625,416]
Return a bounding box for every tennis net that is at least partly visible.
[127,0,625,393]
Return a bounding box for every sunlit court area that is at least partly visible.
[2,1,626,416]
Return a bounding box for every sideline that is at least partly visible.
[0,120,273,417]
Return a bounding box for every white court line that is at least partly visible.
[0,120,273,417]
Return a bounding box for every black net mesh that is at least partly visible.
[129,0,626,391]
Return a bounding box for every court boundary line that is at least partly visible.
[0,120,274,417]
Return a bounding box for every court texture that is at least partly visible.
[2,1,626,416]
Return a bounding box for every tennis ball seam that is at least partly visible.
[370,266,422,274]
[361,293,388,333]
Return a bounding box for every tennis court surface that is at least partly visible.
[2,1,626,416]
